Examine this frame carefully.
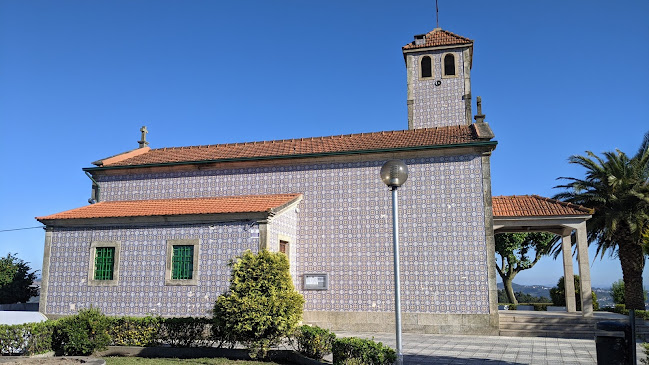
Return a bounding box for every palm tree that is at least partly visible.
[554,131,649,310]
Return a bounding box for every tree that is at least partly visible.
[550,275,599,311]
[0,253,39,304]
[212,250,304,358]
[610,279,647,305]
[495,232,556,304]
[554,131,649,310]
[611,279,625,305]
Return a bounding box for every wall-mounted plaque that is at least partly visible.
[303,273,328,290]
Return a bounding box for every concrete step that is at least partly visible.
[498,311,649,339]
[499,329,594,340]
[499,316,596,325]
[501,323,595,331]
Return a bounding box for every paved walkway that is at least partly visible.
[336,331,640,364]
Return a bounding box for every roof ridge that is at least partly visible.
[428,28,473,42]
[146,127,469,151]
[93,124,485,168]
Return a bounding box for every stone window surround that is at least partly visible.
[418,54,434,80]
[441,52,459,78]
[88,241,121,287]
[165,239,200,286]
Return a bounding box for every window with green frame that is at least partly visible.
[172,245,194,280]
[94,247,115,280]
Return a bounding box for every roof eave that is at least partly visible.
[37,211,273,228]
[82,140,498,173]
[402,42,474,54]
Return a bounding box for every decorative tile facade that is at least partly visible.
[46,222,259,316]
[407,50,467,129]
[58,154,491,316]
[267,207,299,279]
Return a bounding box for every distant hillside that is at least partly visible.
[497,282,619,307]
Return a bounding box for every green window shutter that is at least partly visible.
[172,245,194,280]
[94,247,115,280]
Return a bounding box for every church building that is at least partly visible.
[37,28,503,334]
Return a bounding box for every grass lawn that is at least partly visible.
[104,357,280,365]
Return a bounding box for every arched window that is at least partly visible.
[443,53,456,76]
[420,55,432,78]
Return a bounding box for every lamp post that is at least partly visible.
[380,160,408,365]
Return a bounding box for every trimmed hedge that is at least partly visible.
[0,320,56,355]
[601,304,649,320]
[293,325,336,360]
[108,316,214,347]
[109,316,162,347]
[158,317,213,347]
[332,337,396,365]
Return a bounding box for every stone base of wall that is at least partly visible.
[303,311,499,335]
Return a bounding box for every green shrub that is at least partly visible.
[0,320,56,355]
[532,303,549,311]
[293,325,336,360]
[332,337,396,365]
[159,317,212,347]
[109,316,162,347]
[108,316,215,347]
[550,275,599,311]
[53,307,112,355]
[213,250,304,359]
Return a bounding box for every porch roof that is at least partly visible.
[493,195,593,218]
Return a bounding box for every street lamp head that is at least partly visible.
[380,160,409,188]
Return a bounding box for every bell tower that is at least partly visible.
[402,28,474,129]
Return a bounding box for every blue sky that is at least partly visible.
[1,0,647,289]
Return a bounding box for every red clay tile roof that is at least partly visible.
[93,125,489,168]
[492,195,593,217]
[36,194,302,221]
[403,28,473,50]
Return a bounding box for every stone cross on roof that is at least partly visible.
[138,126,149,148]
[474,96,486,123]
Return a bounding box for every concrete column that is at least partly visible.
[560,229,577,313]
[576,222,593,317]
[481,153,499,331]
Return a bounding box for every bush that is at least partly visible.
[293,325,336,360]
[611,279,648,305]
[612,279,626,305]
[159,317,212,347]
[53,307,112,355]
[0,320,56,355]
[109,316,162,347]
[532,303,549,311]
[550,275,600,311]
[332,337,396,365]
[213,250,304,358]
[108,316,215,348]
